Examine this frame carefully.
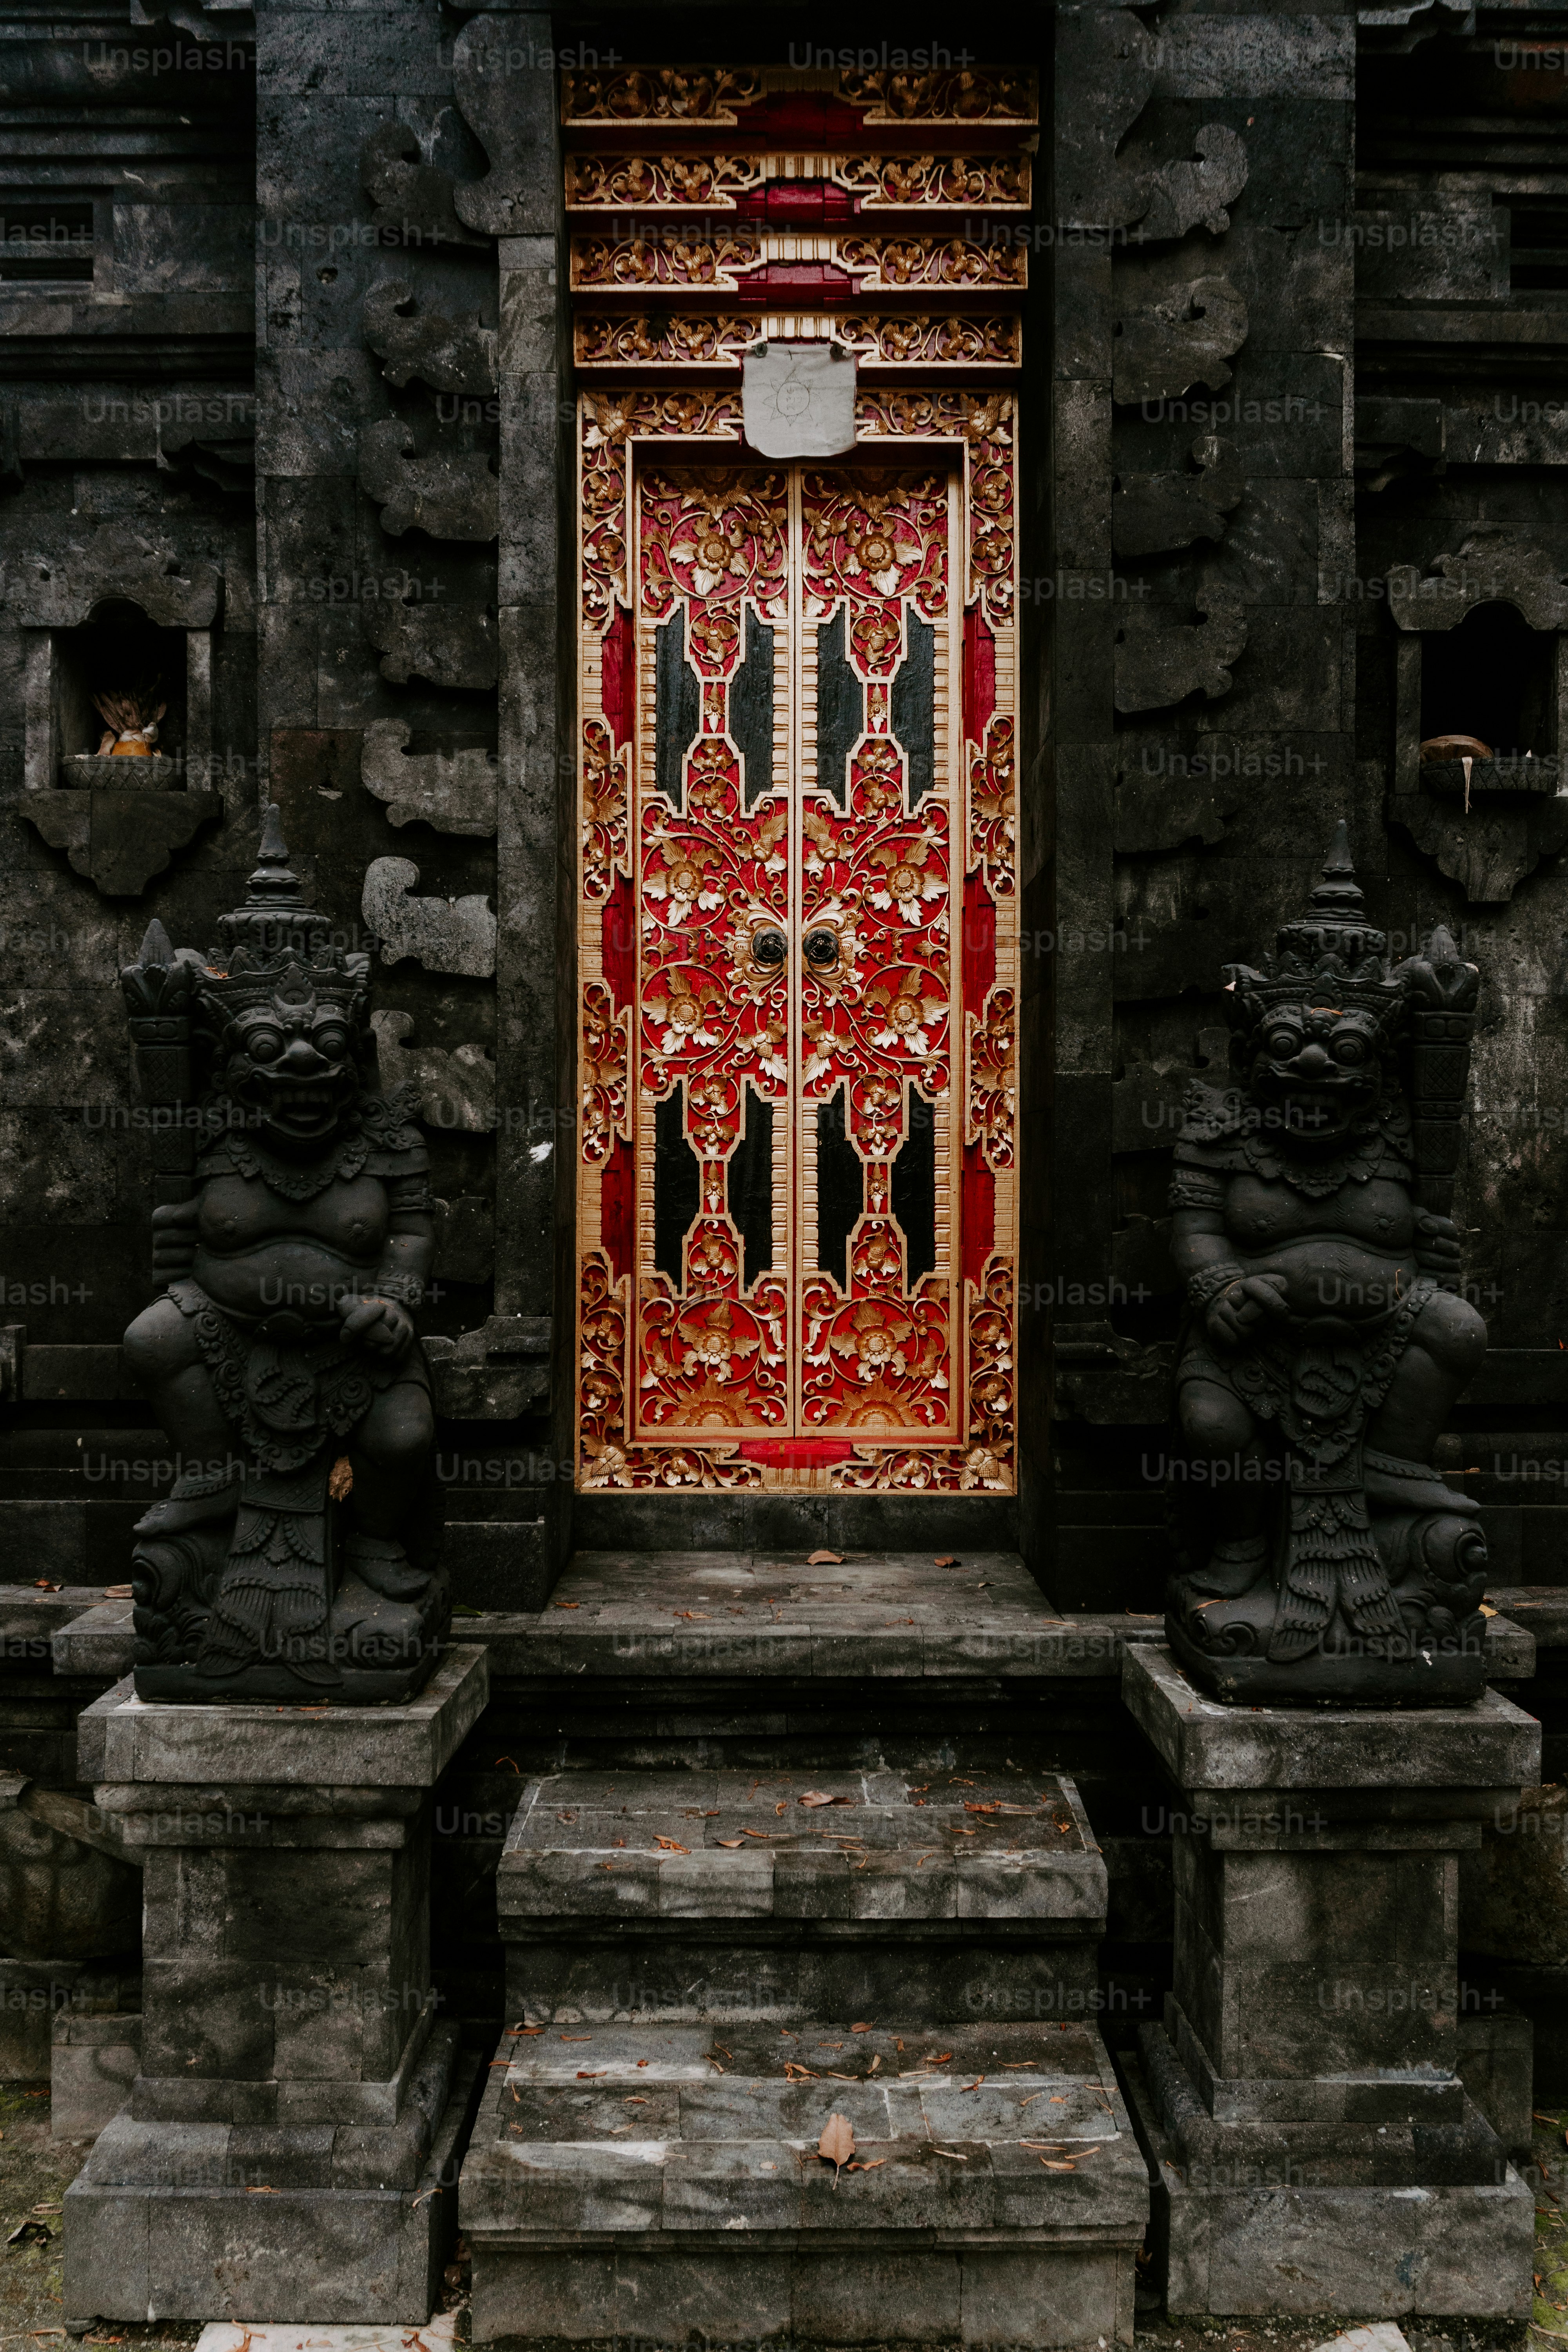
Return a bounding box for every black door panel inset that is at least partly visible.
[653,1084,701,1289]
[728,1085,775,1288]
[892,1090,936,1287]
[731,606,776,809]
[815,608,862,810]
[892,614,935,807]
[655,609,701,814]
[815,1085,863,1289]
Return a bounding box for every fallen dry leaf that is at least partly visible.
[799,1791,837,1808]
[672,1610,711,1620]
[934,1555,958,1566]
[846,2158,886,2172]
[577,2071,606,2080]
[807,1549,844,1564]
[776,1801,788,1816]
[869,2056,882,2073]
[716,1837,746,1848]
[931,2148,968,2161]
[561,2035,591,2043]
[850,2022,874,2033]
[654,1837,690,1853]
[103,1583,132,1599]
[818,2112,855,2171]
[553,1601,581,1610]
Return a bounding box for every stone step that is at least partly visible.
[499,1765,1105,1929]
[461,2018,1147,2350]
[497,1764,1108,2026]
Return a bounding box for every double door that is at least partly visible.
[627,461,967,1454]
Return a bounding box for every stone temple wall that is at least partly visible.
[2,0,1568,2100]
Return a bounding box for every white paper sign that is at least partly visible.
[742,342,857,459]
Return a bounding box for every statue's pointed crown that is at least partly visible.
[198,806,368,1025]
[1225,824,1408,1034]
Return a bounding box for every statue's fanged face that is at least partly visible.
[1248,1001,1385,1145]
[226,989,358,1151]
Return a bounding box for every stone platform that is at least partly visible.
[1119,1643,1538,2321]
[63,1647,488,2327]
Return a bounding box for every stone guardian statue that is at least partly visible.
[118,807,449,1701]
[1164,824,1489,1703]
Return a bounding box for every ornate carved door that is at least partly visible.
[578,405,1018,1498]
[627,457,965,1460]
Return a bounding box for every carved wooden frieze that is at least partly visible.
[573,312,1022,373]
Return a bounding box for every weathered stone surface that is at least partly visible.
[362,858,497,976]
[1114,437,1243,560]
[1113,588,1248,714]
[1113,275,1249,405]
[9,521,221,630]
[358,423,498,543]
[52,2005,142,2140]
[1123,1644,1540,1795]
[371,1010,496,1129]
[363,600,499,690]
[497,1765,1105,1927]
[363,281,499,395]
[360,719,498,835]
[78,1646,488,1789]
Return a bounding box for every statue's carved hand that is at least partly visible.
[151,1196,200,1277]
[1203,1272,1290,1350]
[340,1294,416,1360]
[1415,1212,1463,1276]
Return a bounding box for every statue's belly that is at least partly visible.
[192,1239,379,1322]
[1239,1237,1423,1323]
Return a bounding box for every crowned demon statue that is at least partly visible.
[118,807,448,1702]
[1164,824,1490,1704]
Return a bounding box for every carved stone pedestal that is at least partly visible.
[62,1646,488,2326]
[1120,1644,1539,2320]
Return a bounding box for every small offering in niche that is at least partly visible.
[92,679,166,756]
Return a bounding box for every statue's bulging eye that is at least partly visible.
[1267,1030,1298,1058]
[1334,1035,1367,1065]
[315,1025,350,1059]
[249,1029,283,1063]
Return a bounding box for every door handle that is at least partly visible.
[803,928,839,971]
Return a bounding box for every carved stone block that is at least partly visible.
[1113,275,1249,406]
[1113,435,1243,559]
[362,858,497,977]
[364,602,499,691]
[1113,588,1247,714]
[358,422,498,543]
[363,280,498,396]
[361,719,498,835]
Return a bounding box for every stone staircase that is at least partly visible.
[457,1551,1151,2349]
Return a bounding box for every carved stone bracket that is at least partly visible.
[371,1008,497,1131]
[19,787,224,897]
[1114,275,1249,405]
[1113,435,1243,559]
[364,601,499,690]
[423,1314,550,1418]
[1114,587,1248,715]
[361,720,498,835]
[359,123,488,250]
[363,281,498,396]
[362,857,498,976]
[359,423,498,543]
[1056,13,1248,236]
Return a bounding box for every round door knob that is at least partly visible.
[804,928,839,970]
[753,927,787,968]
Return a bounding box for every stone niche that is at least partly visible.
[15,524,225,897]
[1387,532,1568,902]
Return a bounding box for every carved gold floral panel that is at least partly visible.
[575,389,1018,1495]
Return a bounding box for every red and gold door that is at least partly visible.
[578,402,1018,1496]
